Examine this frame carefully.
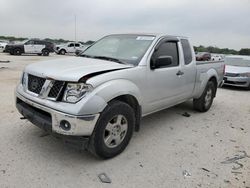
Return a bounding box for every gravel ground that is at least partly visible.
[0,53,250,188]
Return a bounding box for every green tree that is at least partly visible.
[239,48,250,55]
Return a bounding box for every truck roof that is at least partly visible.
[107,33,189,40]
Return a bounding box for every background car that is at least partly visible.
[211,54,222,61]
[75,45,90,56]
[55,42,86,55]
[4,39,55,56]
[223,55,250,89]
[196,52,211,61]
[0,40,8,52]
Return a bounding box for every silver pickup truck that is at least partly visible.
[16,34,224,158]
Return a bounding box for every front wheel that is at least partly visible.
[193,81,216,112]
[88,101,135,159]
[60,49,66,55]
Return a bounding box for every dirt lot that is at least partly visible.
[0,53,250,188]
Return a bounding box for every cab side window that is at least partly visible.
[25,40,34,45]
[153,41,179,67]
[68,43,74,47]
[34,41,41,45]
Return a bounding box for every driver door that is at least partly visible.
[24,40,35,53]
[145,38,186,113]
[67,43,75,53]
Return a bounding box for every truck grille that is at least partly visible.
[224,73,239,77]
[48,81,65,98]
[27,74,65,100]
[28,74,46,94]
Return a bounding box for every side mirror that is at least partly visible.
[151,56,173,69]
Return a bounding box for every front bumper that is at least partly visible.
[16,92,100,136]
[223,76,250,88]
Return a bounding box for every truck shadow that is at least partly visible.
[20,100,195,163]
[221,85,249,92]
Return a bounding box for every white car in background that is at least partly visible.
[0,40,8,52]
[55,42,86,55]
[211,55,222,61]
[223,55,250,89]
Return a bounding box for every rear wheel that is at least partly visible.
[193,81,216,112]
[14,48,22,55]
[88,101,135,159]
[247,83,250,90]
[42,49,49,56]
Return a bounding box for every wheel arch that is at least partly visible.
[208,76,218,97]
[60,48,66,52]
[14,47,24,54]
[193,68,219,99]
[108,94,141,132]
[90,79,142,132]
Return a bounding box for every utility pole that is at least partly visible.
[74,15,77,43]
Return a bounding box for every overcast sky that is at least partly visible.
[0,0,249,49]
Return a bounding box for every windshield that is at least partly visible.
[225,56,250,67]
[19,39,29,44]
[81,34,155,65]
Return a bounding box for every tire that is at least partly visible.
[193,81,216,112]
[247,83,250,91]
[14,48,22,55]
[42,49,49,56]
[88,101,135,159]
[59,49,66,55]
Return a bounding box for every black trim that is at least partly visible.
[16,97,89,150]
[16,97,52,132]
[79,68,132,82]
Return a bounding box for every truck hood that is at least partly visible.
[225,65,250,74]
[24,56,134,82]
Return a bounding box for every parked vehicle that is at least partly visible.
[196,52,211,61]
[15,34,224,158]
[223,56,250,89]
[5,39,55,56]
[211,55,222,61]
[55,42,86,55]
[75,45,90,56]
[0,40,8,52]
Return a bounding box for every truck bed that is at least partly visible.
[193,60,225,98]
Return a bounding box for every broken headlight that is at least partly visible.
[62,83,92,103]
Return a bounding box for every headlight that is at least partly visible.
[22,72,28,88]
[62,83,92,103]
[239,72,250,77]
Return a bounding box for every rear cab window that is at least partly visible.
[180,39,193,65]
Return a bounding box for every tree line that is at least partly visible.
[0,36,249,55]
[194,45,250,55]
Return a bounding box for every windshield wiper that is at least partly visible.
[92,56,128,65]
[81,54,127,65]
[80,54,94,58]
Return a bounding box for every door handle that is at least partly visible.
[176,70,184,76]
